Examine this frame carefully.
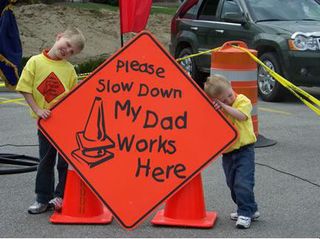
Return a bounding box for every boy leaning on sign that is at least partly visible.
[204,74,260,229]
[16,27,85,214]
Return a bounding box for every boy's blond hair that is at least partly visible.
[61,27,86,51]
[204,74,231,98]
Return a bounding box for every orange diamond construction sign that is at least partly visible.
[38,31,237,229]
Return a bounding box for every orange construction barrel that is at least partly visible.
[211,41,259,136]
[211,41,277,147]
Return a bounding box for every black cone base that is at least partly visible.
[255,134,277,148]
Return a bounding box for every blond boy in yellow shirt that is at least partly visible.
[16,27,85,214]
[204,74,259,229]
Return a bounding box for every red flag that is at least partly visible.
[120,0,152,34]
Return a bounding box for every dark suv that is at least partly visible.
[170,0,320,101]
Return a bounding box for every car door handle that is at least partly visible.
[190,26,198,31]
[215,29,224,33]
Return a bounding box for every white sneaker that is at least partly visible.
[230,211,260,221]
[49,197,63,211]
[236,216,251,229]
[28,201,49,214]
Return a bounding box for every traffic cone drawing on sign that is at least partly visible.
[72,96,115,168]
[151,174,217,228]
[50,165,113,224]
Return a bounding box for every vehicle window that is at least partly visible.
[246,0,320,22]
[198,0,219,21]
[181,4,198,19]
[221,0,242,16]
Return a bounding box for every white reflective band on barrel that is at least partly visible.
[210,69,257,81]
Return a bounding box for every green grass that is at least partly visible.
[63,2,178,15]
[151,5,178,15]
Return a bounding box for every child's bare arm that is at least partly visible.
[21,92,51,119]
[216,100,248,121]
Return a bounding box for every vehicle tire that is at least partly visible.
[258,52,287,102]
[177,47,205,88]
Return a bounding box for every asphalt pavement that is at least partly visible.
[0,88,319,238]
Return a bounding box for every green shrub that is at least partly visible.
[74,56,109,74]
[21,55,109,77]
[90,0,118,6]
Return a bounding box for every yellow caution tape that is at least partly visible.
[2,73,88,86]
[76,47,219,80]
[75,49,221,81]
[234,46,320,116]
[176,47,220,62]
[0,97,27,106]
[174,44,320,116]
[3,46,317,114]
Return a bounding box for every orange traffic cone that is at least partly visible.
[50,165,113,224]
[151,174,217,228]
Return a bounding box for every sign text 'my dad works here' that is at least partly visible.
[39,32,237,229]
[96,58,188,183]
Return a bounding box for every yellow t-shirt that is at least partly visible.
[16,51,77,118]
[224,94,257,153]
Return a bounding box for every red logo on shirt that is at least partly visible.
[37,72,65,103]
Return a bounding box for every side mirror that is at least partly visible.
[221,12,246,24]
